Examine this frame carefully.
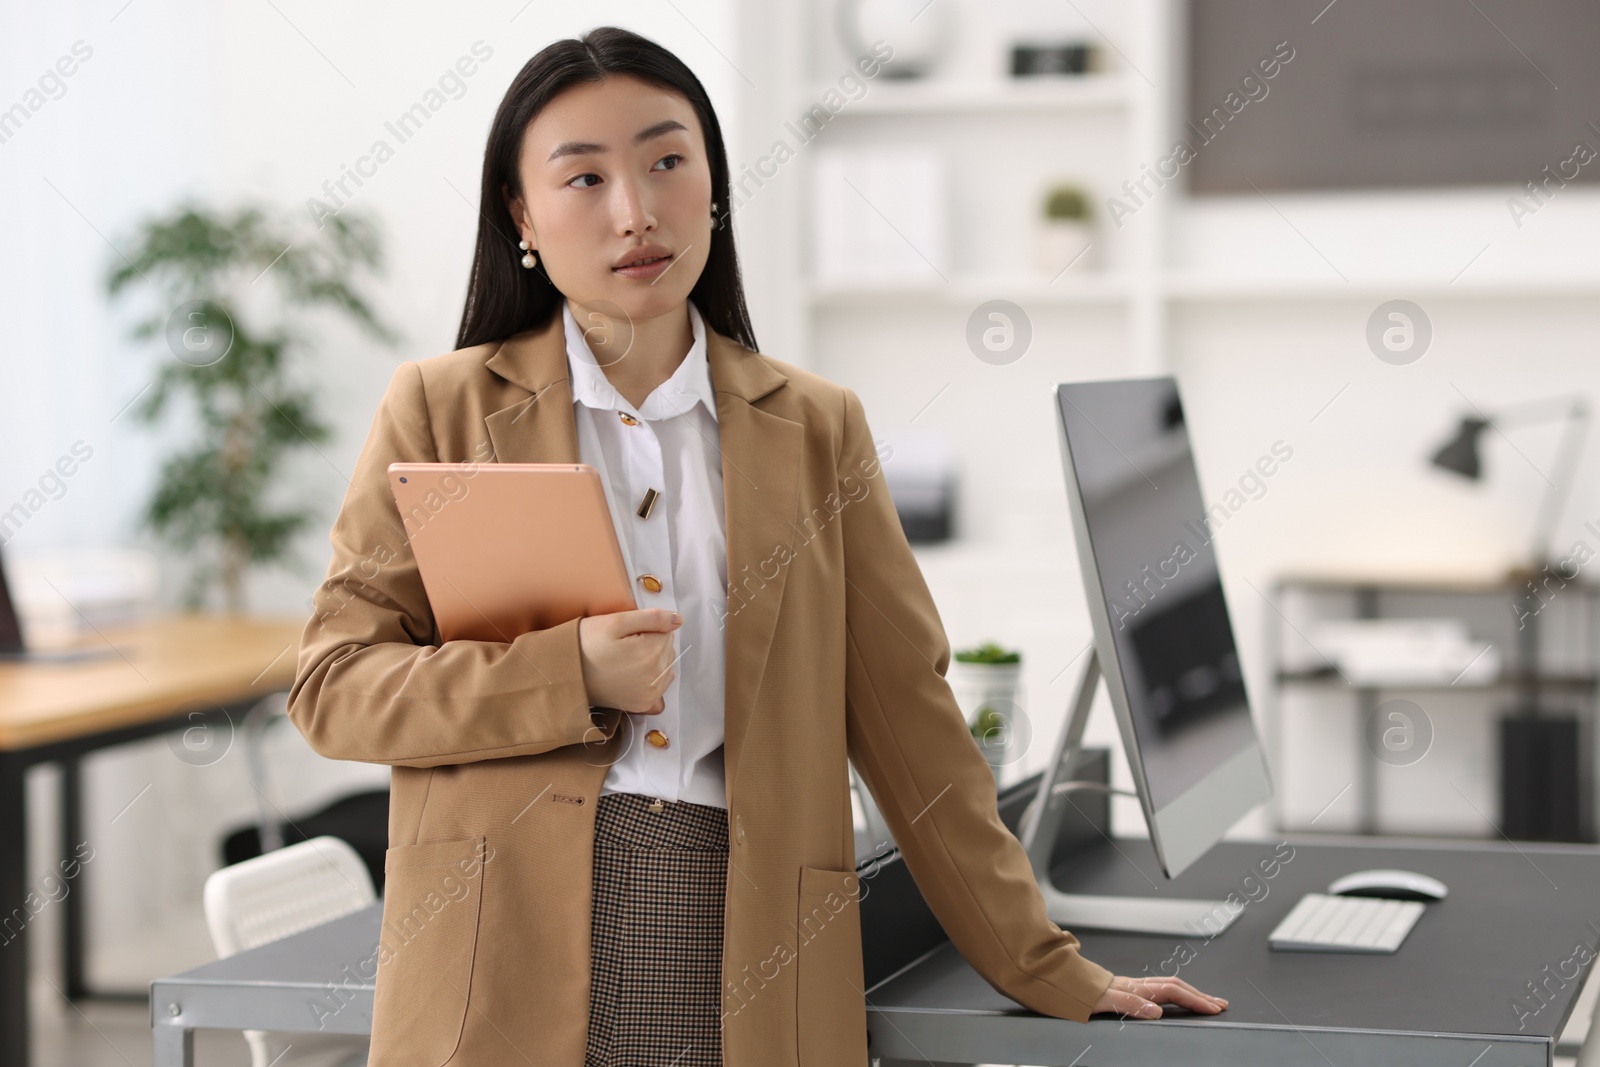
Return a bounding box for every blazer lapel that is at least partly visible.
[706,328,803,797]
[481,311,804,798]
[483,316,581,466]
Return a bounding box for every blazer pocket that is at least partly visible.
[372,835,489,1067]
[795,864,867,1066]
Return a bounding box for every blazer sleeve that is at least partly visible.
[836,386,1115,1024]
[286,361,616,768]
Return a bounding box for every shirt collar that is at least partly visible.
[562,297,717,424]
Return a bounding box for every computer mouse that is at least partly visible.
[1327,868,1448,902]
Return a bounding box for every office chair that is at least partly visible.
[202,835,374,1067]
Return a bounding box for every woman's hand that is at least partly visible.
[578,608,682,714]
[1091,974,1228,1019]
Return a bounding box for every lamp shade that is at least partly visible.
[1430,417,1491,479]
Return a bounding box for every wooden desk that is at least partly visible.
[0,613,306,1067]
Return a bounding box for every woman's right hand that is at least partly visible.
[1092,974,1227,1019]
[578,608,683,714]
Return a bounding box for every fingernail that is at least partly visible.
[671,612,682,624]
[1140,1004,1161,1018]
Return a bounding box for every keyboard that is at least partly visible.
[1268,892,1426,953]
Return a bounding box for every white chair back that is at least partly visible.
[202,835,375,1067]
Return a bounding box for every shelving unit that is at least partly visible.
[1266,574,1600,841]
[729,0,1600,386]
[731,0,1174,376]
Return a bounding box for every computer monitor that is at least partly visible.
[0,546,24,656]
[1018,375,1274,936]
[0,547,116,662]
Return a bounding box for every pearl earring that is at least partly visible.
[518,239,537,270]
[710,200,722,231]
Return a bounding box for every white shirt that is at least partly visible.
[562,296,730,809]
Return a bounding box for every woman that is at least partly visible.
[287,25,1227,1067]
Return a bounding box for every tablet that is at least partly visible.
[387,462,636,643]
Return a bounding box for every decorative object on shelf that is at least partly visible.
[1427,394,1592,842]
[104,201,398,612]
[1036,181,1095,275]
[835,0,951,79]
[1010,40,1096,77]
[1306,618,1500,686]
[812,147,949,283]
[952,641,1023,786]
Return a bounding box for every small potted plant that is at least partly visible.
[952,641,1024,784]
[1035,181,1095,275]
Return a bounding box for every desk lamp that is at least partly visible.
[1428,395,1591,840]
[1429,396,1589,569]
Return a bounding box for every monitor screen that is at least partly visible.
[0,549,23,654]
[1055,377,1272,877]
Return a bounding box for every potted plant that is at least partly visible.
[1035,181,1095,275]
[952,641,1024,784]
[105,200,398,613]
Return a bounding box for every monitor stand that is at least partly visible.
[1017,650,1245,938]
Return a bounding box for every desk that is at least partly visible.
[867,834,1600,1066]
[147,831,1600,1065]
[0,613,305,1067]
[150,903,381,1065]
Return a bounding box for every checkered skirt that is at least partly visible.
[586,791,729,1067]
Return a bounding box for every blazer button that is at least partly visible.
[638,573,662,593]
[646,728,669,748]
[618,411,640,426]
[735,814,746,845]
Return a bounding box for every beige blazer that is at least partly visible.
[286,310,1114,1067]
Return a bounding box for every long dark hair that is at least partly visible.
[455,26,757,354]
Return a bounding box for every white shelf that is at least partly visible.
[804,271,1600,308]
[1165,272,1600,301]
[807,272,1134,307]
[800,74,1133,116]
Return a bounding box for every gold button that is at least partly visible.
[618,411,639,426]
[646,728,669,748]
[735,813,745,844]
[638,573,662,593]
